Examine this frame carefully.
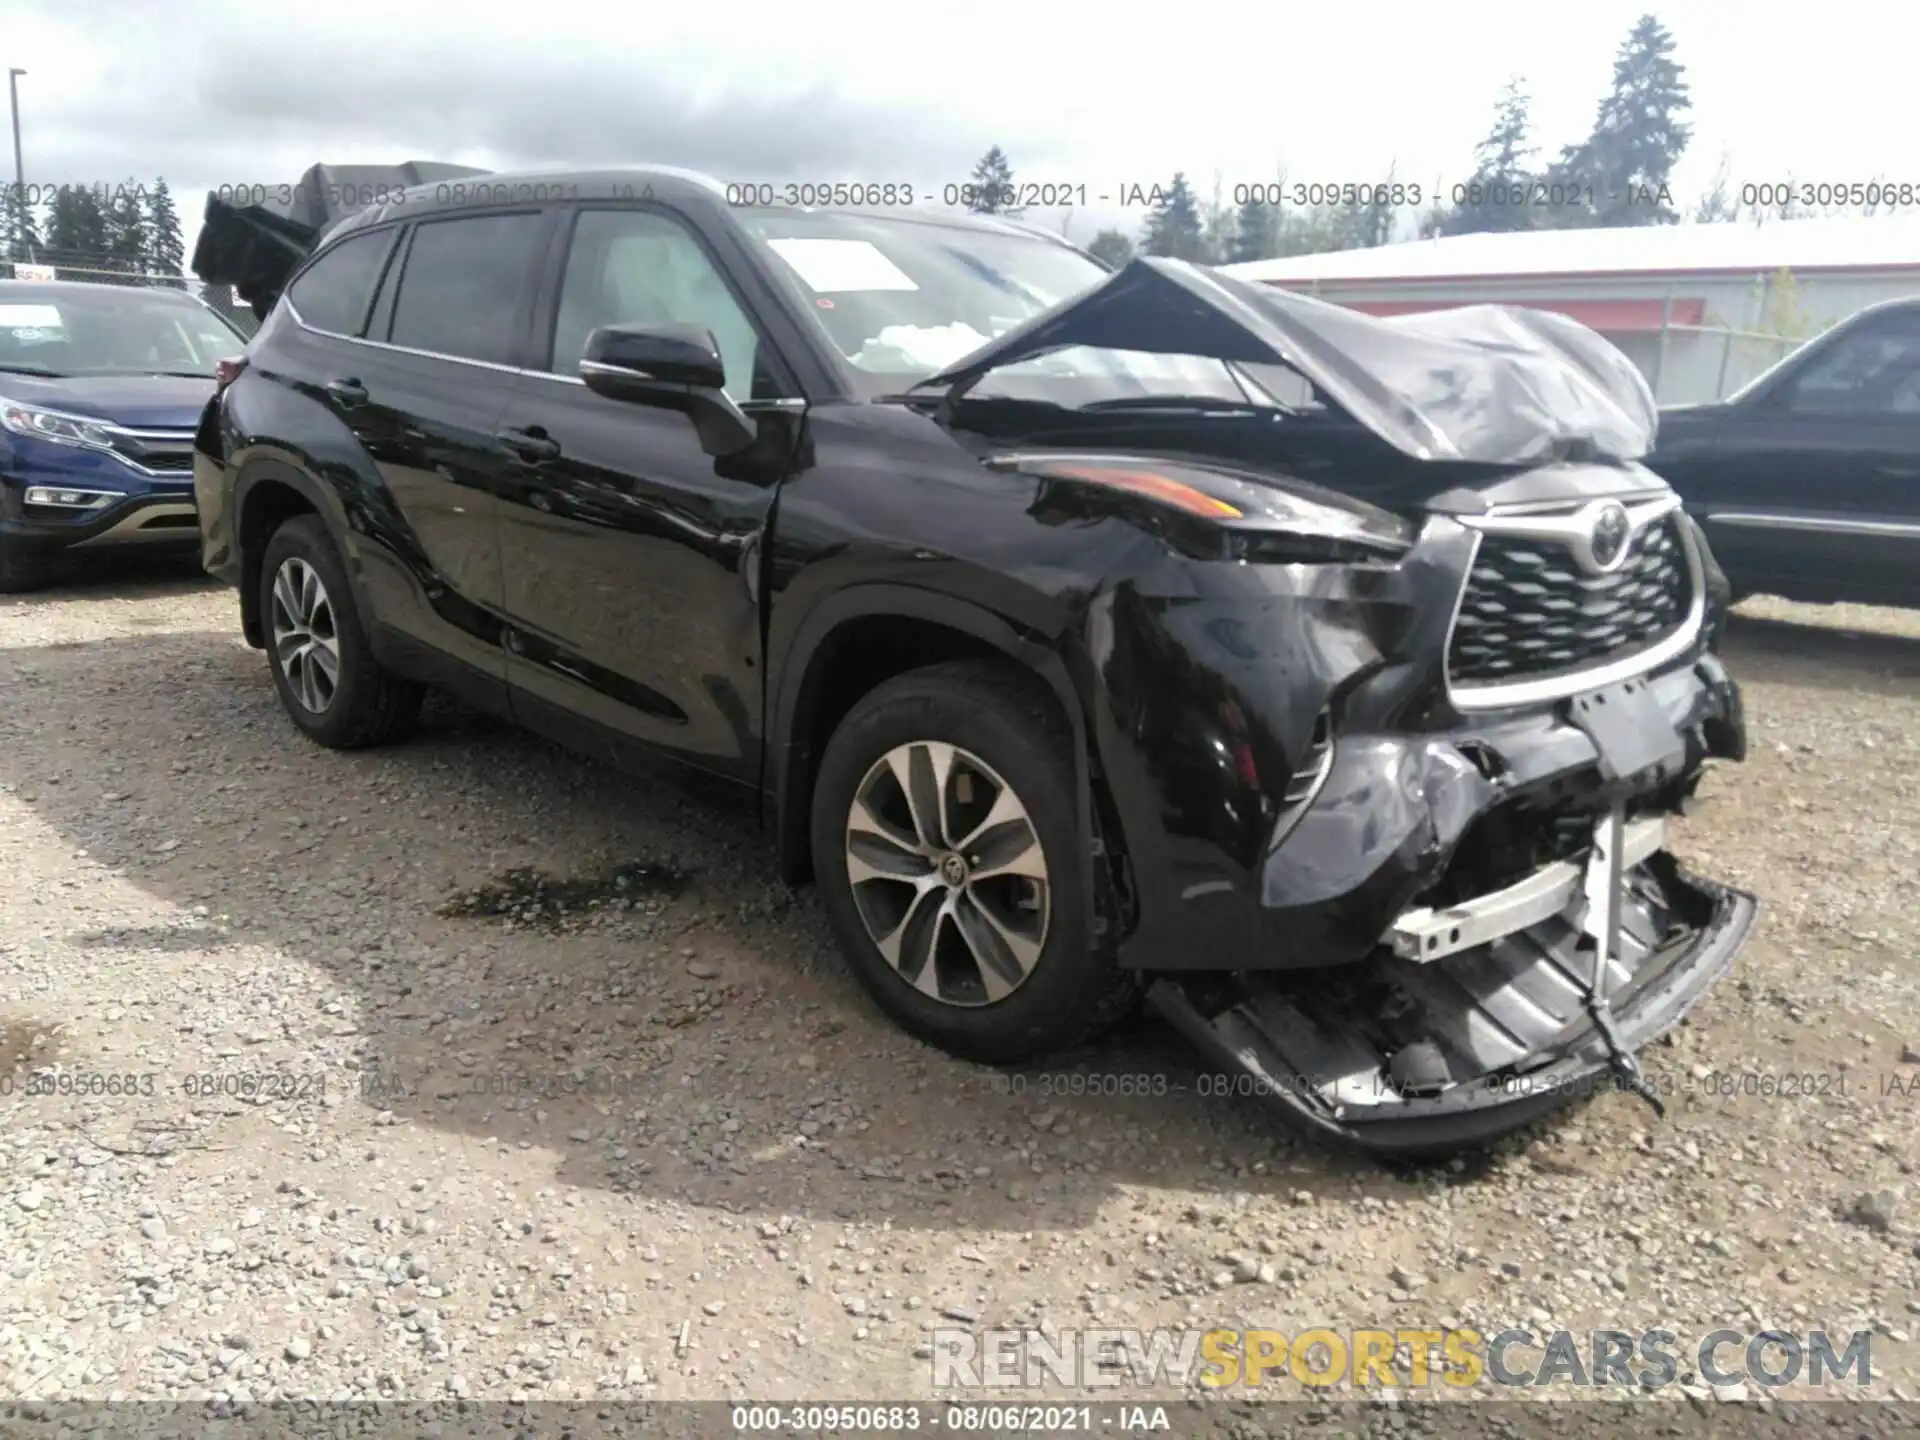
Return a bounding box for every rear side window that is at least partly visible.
[386,212,547,366]
[286,229,395,336]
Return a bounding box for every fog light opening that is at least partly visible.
[23,485,118,511]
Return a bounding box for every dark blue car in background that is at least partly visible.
[1,280,248,591]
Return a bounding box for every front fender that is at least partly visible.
[233,455,372,627]
[767,581,1100,904]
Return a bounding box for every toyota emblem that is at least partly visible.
[1581,501,1633,574]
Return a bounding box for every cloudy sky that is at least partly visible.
[5,0,1903,268]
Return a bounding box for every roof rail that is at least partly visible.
[639,165,728,197]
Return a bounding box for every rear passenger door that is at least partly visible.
[491,203,805,783]
[341,207,554,686]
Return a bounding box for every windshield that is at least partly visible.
[0,289,247,378]
[737,210,1286,406]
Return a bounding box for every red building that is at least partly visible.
[1220,213,1920,403]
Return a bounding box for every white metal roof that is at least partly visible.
[1219,211,1920,284]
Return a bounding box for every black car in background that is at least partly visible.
[0,280,247,590]
[191,165,1757,1154]
[1647,294,1920,608]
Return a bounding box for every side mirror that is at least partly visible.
[578,323,756,457]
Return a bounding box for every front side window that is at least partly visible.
[548,208,771,400]
[387,212,547,366]
[286,229,394,337]
[1782,323,1920,417]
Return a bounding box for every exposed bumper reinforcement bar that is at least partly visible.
[1389,815,1667,963]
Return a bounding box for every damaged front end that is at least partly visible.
[1151,665,1758,1154]
[916,259,1760,1155]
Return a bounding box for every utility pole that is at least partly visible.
[6,68,27,262]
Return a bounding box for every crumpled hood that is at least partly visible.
[0,372,214,430]
[913,258,1659,467]
[191,162,491,319]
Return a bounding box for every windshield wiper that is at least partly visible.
[0,363,65,377]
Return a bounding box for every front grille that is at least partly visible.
[1448,514,1693,688]
[132,451,195,474]
[109,431,197,476]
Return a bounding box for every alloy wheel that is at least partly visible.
[844,741,1050,1007]
[269,556,341,714]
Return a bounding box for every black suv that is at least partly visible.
[1648,295,1920,609]
[193,166,1758,1153]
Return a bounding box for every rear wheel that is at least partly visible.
[258,515,423,748]
[810,660,1137,1064]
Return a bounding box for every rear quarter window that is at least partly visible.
[285,229,396,336]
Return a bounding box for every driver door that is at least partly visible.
[492,204,804,783]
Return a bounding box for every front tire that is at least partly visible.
[810,660,1136,1065]
[258,514,422,748]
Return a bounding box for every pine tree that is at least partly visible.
[1230,195,1280,263]
[1,184,43,263]
[147,178,186,285]
[1328,166,1400,250]
[1543,14,1692,228]
[44,184,111,277]
[966,146,1016,215]
[1439,80,1540,236]
[1140,173,1207,262]
[103,179,149,282]
[1198,174,1235,264]
[1273,206,1347,258]
[1087,228,1135,268]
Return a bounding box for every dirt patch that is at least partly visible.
[435,857,691,930]
[0,1016,59,1081]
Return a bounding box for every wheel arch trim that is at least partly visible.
[767,584,1116,926]
[232,458,370,650]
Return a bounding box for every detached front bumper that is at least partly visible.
[1151,853,1756,1155]
[1136,651,1756,1154]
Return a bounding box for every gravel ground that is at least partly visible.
[1,559,1917,1425]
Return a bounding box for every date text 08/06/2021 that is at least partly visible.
[0,1071,328,1100]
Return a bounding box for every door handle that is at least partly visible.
[498,426,561,463]
[324,378,368,406]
